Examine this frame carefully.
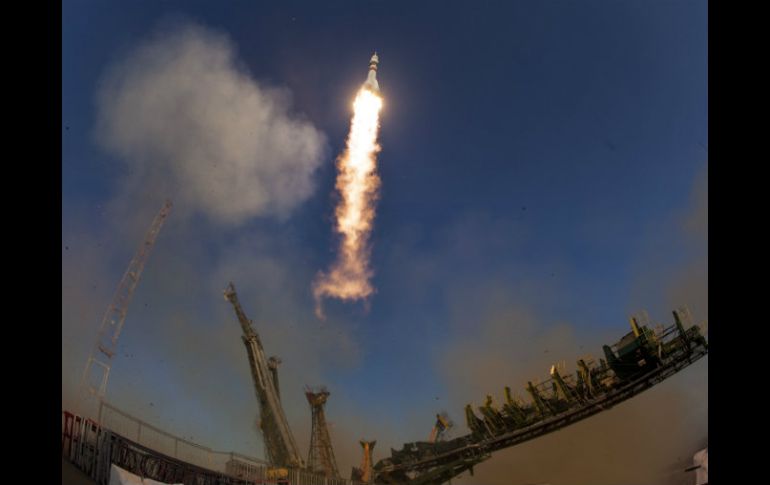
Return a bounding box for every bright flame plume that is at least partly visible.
[313,88,383,318]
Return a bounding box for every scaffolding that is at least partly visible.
[224,282,304,469]
[306,387,341,478]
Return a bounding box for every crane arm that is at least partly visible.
[79,200,172,418]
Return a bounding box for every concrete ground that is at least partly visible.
[62,458,97,485]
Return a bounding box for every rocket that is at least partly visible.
[363,52,380,93]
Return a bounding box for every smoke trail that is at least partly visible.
[313,88,383,318]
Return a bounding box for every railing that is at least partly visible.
[62,401,354,485]
[97,400,241,472]
[62,413,257,485]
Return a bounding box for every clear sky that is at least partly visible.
[62,1,708,484]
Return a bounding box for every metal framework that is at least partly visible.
[224,283,304,469]
[78,200,172,420]
[305,387,341,478]
[373,311,709,484]
[62,410,354,485]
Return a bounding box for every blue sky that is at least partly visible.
[62,2,707,483]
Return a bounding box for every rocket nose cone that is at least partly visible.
[370,52,379,64]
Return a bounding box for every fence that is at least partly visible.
[97,401,245,472]
[62,401,354,485]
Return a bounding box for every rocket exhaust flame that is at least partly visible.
[313,54,383,318]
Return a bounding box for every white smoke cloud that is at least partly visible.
[94,21,326,224]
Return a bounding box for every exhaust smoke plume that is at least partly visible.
[313,88,383,318]
[94,21,326,225]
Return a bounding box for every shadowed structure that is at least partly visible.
[306,387,340,478]
[224,283,304,468]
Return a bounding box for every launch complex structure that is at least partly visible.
[64,199,708,485]
[219,282,708,485]
[64,288,708,485]
[64,181,708,485]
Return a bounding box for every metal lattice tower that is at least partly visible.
[305,387,340,478]
[78,200,172,420]
[224,283,304,469]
